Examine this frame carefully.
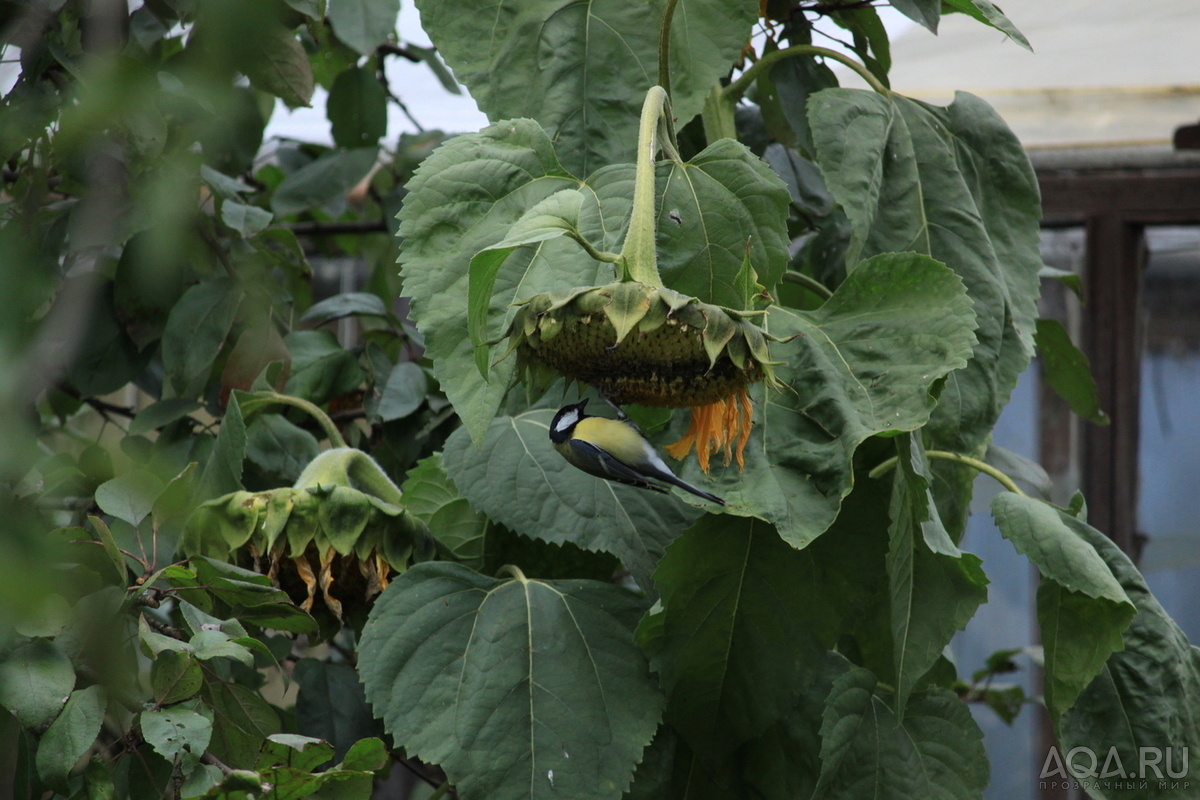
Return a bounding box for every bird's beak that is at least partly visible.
[578,398,589,411]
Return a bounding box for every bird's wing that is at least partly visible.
[568,439,668,493]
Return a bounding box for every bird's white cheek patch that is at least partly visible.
[553,410,579,433]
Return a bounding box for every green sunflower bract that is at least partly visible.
[504,280,779,408]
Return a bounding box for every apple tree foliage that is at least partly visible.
[0,0,1197,799]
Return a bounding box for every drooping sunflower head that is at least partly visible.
[502,280,780,471]
[181,449,433,635]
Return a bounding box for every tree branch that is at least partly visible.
[377,43,422,63]
[283,220,388,236]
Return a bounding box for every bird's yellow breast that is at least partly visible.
[572,417,649,463]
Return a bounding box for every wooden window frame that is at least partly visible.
[1034,164,1200,800]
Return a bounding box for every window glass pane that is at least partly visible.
[954,367,1040,800]
[1139,225,1200,643]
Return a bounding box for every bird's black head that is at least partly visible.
[549,399,589,445]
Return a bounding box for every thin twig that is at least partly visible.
[201,752,234,776]
[141,612,187,641]
[329,407,367,423]
[70,539,145,569]
[377,43,422,63]
[283,220,388,236]
[393,755,443,788]
[57,384,137,418]
[796,0,877,16]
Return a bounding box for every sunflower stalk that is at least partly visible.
[619,85,682,286]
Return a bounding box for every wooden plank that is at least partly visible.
[1080,215,1144,556]
[1039,169,1200,223]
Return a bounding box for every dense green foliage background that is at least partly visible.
[1,1,1198,799]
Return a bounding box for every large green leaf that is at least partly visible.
[282,330,364,405]
[150,651,203,706]
[293,659,377,763]
[358,562,663,800]
[397,120,586,443]
[442,410,701,593]
[0,639,76,731]
[812,668,989,799]
[327,66,388,148]
[245,413,320,485]
[642,139,790,304]
[95,469,166,528]
[809,90,1041,456]
[128,398,203,436]
[1060,523,1200,796]
[942,0,1031,50]
[890,0,940,32]
[991,493,1135,725]
[1034,318,1110,425]
[141,707,212,774]
[642,515,827,761]
[300,292,389,326]
[196,394,246,504]
[416,0,757,176]
[735,652,849,800]
[243,21,315,107]
[65,280,147,398]
[35,685,107,791]
[201,680,281,769]
[886,434,987,719]
[624,725,740,800]
[328,0,400,55]
[373,361,428,422]
[682,251,976,548]
[161,277,240,397]
[271,148,378,216]
[400,453,491,567]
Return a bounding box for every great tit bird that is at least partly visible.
[549,400,725,506]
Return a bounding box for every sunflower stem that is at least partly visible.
[499,564,529,583]
[253,391,346,447]
[868,449,1027,497]
[782,270,834,300]
[724,45,889,101]
[620,86,678,287]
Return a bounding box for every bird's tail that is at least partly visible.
[663,475,725,506]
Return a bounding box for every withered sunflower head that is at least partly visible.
[181,449,433,632]
[498,280,783,474]
[503,280,781,408]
